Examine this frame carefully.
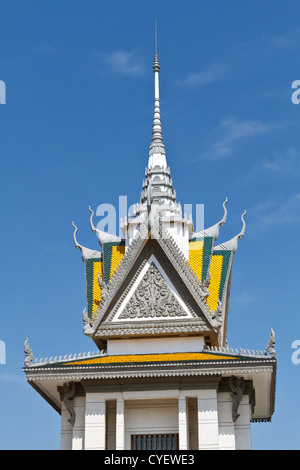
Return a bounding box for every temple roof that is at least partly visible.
[25,350,273,368]
[23,343,276,422]
[69,52,250,350]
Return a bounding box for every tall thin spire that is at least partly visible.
[150,19,165,155]
[155,17,158,54]
[127,24,182,239]
[139,21,177,209]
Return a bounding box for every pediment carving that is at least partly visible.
[118,263,188,319]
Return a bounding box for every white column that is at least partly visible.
[234,395,252,450]
[178,396,188,450]
[217,392,236,450]
[116,397,125,450]
[85,393,106,450]
[60,402,73,450]
[197,390,219,450]
[72,396,86,450]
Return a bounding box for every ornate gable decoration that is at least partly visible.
[117,262,188,320]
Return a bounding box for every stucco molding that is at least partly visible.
[94,319,210,338]
[104,247,202,325]
[118,262,188,320]
[57,381,76,426]
[90,228,218,339]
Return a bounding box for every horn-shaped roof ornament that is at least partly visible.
[88,206,122,246]
[214,210,246,253]
[72,221,101,262]
[193,197,228,241]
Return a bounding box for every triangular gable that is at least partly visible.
[89,228,218,345]
[112,257,193,322]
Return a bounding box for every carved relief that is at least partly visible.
[57,382,76,427]
[82,307,93,335]
[229,376,245,423]
[118,263,188,319]
[211,300,223,330]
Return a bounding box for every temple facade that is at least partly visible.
[23,48,276,451]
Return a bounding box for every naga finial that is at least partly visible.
[72,221,80,250]
[215,209,246,253]
[193,197,229,241]
[24,338,34,367]
[266,328,276,357]
[239,210,246,239]
[72,221,101,262]
[230,209,246,253]
[88,205,97,234]
[220,197,229,227]
[88,205,122,246]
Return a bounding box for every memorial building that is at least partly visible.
[23,46,276,451]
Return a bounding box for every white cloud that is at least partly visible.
[252,193,300,227]
[261,147,300,173]
[99,50,146,77]
[261,27,300,49]
[247,147,300,179]
[203,118,273,161]
[178,62,227,88]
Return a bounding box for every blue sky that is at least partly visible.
[0,0,300,450]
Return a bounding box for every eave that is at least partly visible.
[23,351,276,422]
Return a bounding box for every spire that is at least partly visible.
[130,22,181,227]
[149,19,165,157]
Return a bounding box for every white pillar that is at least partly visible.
[60,402,73,450]
[217,392,236,450]
[116,397,125,450]
[197,390,219,450]
[178,396,188,450]
[234,395,252,450]
[85,393,106,450]
[72,396,86,450]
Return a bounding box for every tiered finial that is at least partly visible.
[151,55,163,145]
[150,19,164,150]
[153,53,160,73]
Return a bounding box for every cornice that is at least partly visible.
[24,359,276,382]
[94,318,211,338]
